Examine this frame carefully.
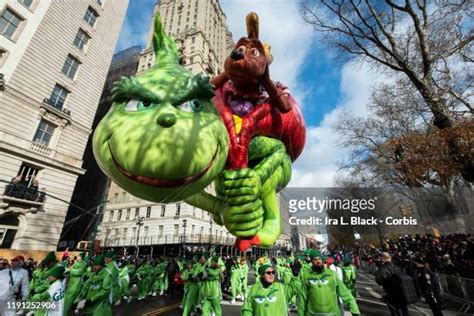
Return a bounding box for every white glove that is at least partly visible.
[76,299,87,310]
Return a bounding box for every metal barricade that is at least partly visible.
[437,274,473,313]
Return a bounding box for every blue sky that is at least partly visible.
[114,0,377,187]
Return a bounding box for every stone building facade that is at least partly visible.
[0,0,128,251]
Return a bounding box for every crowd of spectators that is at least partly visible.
[359,234,474,279]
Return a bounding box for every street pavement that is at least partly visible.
[113,269,469,316]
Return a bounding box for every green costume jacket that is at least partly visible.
[64,260,87,313]
[242,276,300,316]
[298,268,359,316]
[201,267,222,300]
[80,267,114,316]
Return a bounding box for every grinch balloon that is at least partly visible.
[93,13,305,251]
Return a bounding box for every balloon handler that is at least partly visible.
[298,250,360,316]
[92,12,306,252]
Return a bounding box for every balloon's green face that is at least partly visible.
[92,14,228,203]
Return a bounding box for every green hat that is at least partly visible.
[309,249,321,260]
[93,255,105,266]
[343,256,352,264]
[48,265,65,279]
[43,251,57,265]
[211,256,220,263]
[79,252,86,259]
[258,264,273,276]
[104,251,115,259]
[304,249,311,255]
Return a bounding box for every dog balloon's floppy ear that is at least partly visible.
[263,43,273,65]
[246,12,259,39]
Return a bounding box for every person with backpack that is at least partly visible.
[375,252,418,316]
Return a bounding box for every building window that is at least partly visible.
[135,207,139,218]
[18,0,33,8]
[160,205,165,217]
[191,225,195,236]
[158,225,163,237]
[73,29,90,51]
[114,193,118,202]
[33,120,55,146]
[190,57,194,63]
[144,226,149,238]
[62,55,80,79]
[191,36,195,44]
[121,191,126,201]
[109,210,114,221]
[192,207,196,217]
[122,227,127,238]
[173,224,179,236]
[126,208,130,220]
[117,209,122,221]
[48,84,68,109]
[84,7,98,27]
[146,206,151,218]
[175,203,180,216]
[0,8,23,39]
[0,47,7,66]
[132,227,137,238]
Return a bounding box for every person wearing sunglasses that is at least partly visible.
[298,249,360,316]
[241,260,301,315]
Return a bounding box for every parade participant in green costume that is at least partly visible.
[341,257,357,298]
[103,251,121,305]
[241,262,301,316]
[201,256,223,316]
[153,258,168,295]
[119,261,132,303]
[182,260,200,316]
[92,13,299,253]
[76,255,113,316]
[230,258,242,304]
[298,250,360,316]
[30,265,66,316]
[64,252,87,315]
[239,257,249,299]
[28,251,58,316]
[135,259,148,300]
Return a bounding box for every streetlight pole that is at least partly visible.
[88,200,109,254]
[135,215,144,257]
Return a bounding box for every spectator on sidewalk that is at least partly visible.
[375,252,409,316]
[0,256,30,316]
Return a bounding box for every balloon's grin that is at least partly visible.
[108,142,220,188]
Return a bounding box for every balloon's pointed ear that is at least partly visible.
[246,12,259,39]
[152,13,179,66]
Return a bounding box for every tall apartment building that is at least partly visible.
[98,0,241,255]
[0,0,128,251]
[59,46,142,250]
[137,0,234,75]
